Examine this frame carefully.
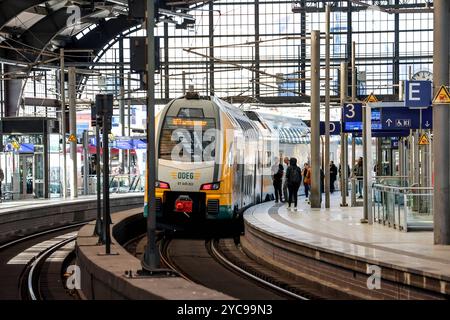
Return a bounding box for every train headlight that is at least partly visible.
[200,182,220,190]
[155,180,170,189]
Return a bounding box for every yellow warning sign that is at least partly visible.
[68,134,77,143]
[432,85,450,104]
[364,93,378,103]
[419,133,430,146]
[11,141,20,150]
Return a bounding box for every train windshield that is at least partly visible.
[159,115,217,162]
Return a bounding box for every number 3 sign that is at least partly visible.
[342,103,363,122]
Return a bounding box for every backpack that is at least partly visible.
[273,164,283,181]
[288,166,301,184]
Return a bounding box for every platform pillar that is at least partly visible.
[433,0,450,244]
[68,66,78,198]
[60,49,67,198]
[324,5,331,208]
[310,30,321,208]
[340,62,348,207]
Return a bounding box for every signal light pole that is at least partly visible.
[95,94,113,254]
[142,0,160,271]
[95,113,103,241]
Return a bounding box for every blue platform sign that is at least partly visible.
[342,103,363,122]
[422,107,432,129]
[4,143,35,153]
[353,130,410,137]
[320,121,341,135]
[405,80,432,109]
[133,139,147,149]
[381,107,432,130]
[115,139,134,149]
[344,122,382,132]
[342,108,381,132]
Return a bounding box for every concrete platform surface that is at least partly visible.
[0,193,144,215]
[244,193,450,282]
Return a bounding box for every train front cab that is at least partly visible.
[145,96,235,225]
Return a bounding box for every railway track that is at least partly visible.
[209,239,308,300]
[126,233,312,299]
[23,236,77,300]
[0,223,86,300]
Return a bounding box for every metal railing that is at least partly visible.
[61,174,144,196]
[373,175,409,187]
[109,174,144,193]
[372,183,433,232]
[350,175,409,207]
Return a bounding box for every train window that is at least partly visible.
[159,116,216,162]
[177,108,204,118]
[265,151,272,168]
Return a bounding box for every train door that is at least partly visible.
[242,145,250,208]
[234,142,244,210]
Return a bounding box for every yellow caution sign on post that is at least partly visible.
[68,134,77,143]
[11,141,20,150]
[364,93,378,103]
[418,133,430,146]
[432,85,450,104]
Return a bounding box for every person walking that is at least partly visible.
[302,163,310,201]
[282,157,289,203]
[329,161,338,193]
[271,157,284,203]
[286,158,302,210]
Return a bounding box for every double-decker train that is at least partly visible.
[144,92,309,225]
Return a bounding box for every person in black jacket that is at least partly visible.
[329,161,338,193]
[271,158,284,203]
[286,157,302,210]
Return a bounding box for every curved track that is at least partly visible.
[157,236,305,300]
[0,223,85,300]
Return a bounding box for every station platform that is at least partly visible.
[242,193,450,299]
[0,193,143,215]
[0,192,144,243]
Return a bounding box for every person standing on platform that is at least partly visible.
[329,161,338,193]
[286,158,301,210]
[282,157,290,203]
[302,163,311,201]
[0,167,4,202]
[353,157,364,198]
[271,157,284,203]
[320,166,325,205]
